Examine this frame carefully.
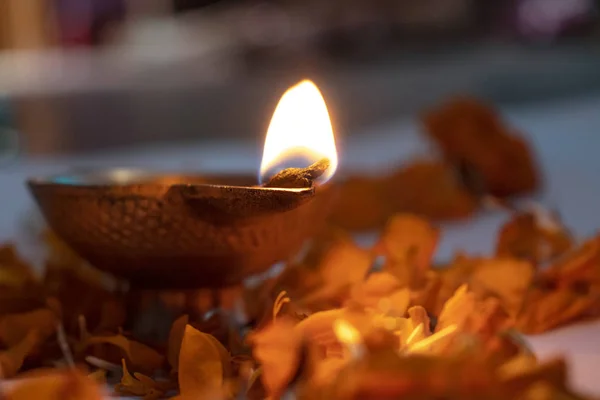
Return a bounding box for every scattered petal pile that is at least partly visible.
[0,97,597,399]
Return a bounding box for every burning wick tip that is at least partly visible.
[262,158,331,188]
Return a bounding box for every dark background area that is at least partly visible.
[2,0,600,155]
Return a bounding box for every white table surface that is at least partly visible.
[2,94,600,396]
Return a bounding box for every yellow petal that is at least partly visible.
[167,315,189,372]
[178,325,223,398]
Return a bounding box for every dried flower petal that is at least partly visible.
[82,334,164,374]
[434,253,482,315]
[178,325,225,398]
[502,357,568,395]
[294,308,374,348]
[540,235,600,288]
[496,211,572,263]
[167,314,189,372]
[0,308,57,347]
[436,284,475,332]
[4,370,104,400]
[249,318,301,397]
[87,369,107,385]
[497,353,538,381]
[469,258,534,317]
[465,297,512,342]
[116,358,159,397]
[377,214,439,287]
[407,306,431,337]
[319,241,372,292]
[0,244,38,288]
[422,96,539,197]
[311,357,348,388]
[386,289,411,317]
[0,330,40,378]
[348,272,401,309]
[517,288,598,334]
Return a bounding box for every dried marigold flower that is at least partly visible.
[385,161,478,221]
[422,96,540,198]
[496,210,572,264]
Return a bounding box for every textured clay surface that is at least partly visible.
[28,174,336,288]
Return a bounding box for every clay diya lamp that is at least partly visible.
[27,80,340,289]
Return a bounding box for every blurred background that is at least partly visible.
[1,0,600,156]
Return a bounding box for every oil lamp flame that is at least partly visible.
[259,80,338,184]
